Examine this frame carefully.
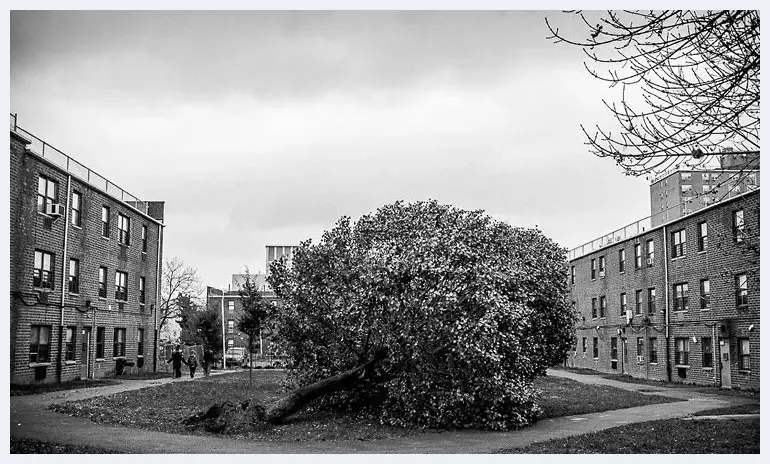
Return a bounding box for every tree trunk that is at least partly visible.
[264,348,386,424]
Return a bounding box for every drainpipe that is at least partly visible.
[58,175,72,383]
[221,291,226,369]
[154,224,163,373]
[663,226,671,382]
[712,324,718,386]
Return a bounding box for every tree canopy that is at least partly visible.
[267,200,575,430]
[546,10,759,177]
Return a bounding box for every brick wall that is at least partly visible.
[10,131,164,384]
[568,190,759,390]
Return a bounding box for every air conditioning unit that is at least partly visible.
[647,258,653,265]
[625,310,633,325]
[599,270,605,278]
[637,355,645,363]
[45,203,63,217]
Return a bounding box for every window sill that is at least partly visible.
[101,236,110,241]
[674,310,688,314]
[674,365,691,369]
[68,292,79,297]
[141,251,147,255]
[98,296,107,301]
[702,367,714,371]
[737,370,751,374]
[137,355,144,358]
[65,360,77,365]
[698,250,707,254]
[118,243,130,248]
[593,357,599,360]
[671,256,686,261]
[28,362,52,368]
[700,308,711,311]
[112,356,126,361]
[71,224,82,231]
[95,358,105,362]
[649,362,658,365]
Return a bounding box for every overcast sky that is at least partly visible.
[10,10,651,287]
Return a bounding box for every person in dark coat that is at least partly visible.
[167,345,187,378]
[187,351,198,378]
[202,348,214,377]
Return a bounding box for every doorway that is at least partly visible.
[719,339,731,388]
[81,327,92,379]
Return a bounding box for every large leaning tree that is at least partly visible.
[265,200,576,430]
[545,11,759,178]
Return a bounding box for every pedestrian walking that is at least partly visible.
[202,348,214,377]
[187,351,198,378]
[167,345,187,378]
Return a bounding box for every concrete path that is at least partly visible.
[10,368,758,454]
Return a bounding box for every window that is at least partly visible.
[36,175,59,213]
[67,259,80,294]
[71,191,82,227]
[29,325,51,363]
[118,213,131,245]
[735,273,748,308]
[33,250,55,289]
[113,328,126,357]
[591,259,596,279]
[228,319,234,334]
[702,184,712,193]
[227,338,234,347]
[65,327,76,361]
[611,338,618,360]
[115,271,128,301]
[637,337,644,359]
[582,337,587,353]
[733,209,745,242]
[139,277,146,304]
[700,279,710,309]
[646,240,654,266]
[141,225,148,253]
[635,290,643,315]
[98,267,108,298]
[96,327,105,359]
[570,266,575,284]
[675,338,690,365]
[702,337,713,368]
[673,283,689,311]
[599,296,606,317]
[738,338,750,370]
[618,249,625,273]
[671,229,686,258]
[647,288,656,314]
[137,328,145,357]
[634,244,642,269]
[101,206,110,238]
[620,293,627,316]
[592,338,599,359]
[649,338,658,363]
[697,222,708,251]
[681,184,693,194]
[228,301,235,312]
[680,172,691,181]
[598,256,606,277]
[591,298,597,318]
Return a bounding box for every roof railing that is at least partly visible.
[11,113,150,216]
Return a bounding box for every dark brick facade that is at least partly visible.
[10,126,165,384]
[567,190,759,390]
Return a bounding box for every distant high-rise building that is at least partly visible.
[265,245,298,271]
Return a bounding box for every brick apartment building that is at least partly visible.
[10,114,165,384]
[207,273,279,357]
[649,151,759,227]
[566,185,759,390]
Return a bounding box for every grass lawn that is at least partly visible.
[48,370,681,442]
[499,417,759,454]
[556,367,759,398]
[10,437,125,454]
[693,403,760,416]
[11,379,119,396]
[533,375,680,419]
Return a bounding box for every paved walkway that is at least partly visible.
[10,368,758,453]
